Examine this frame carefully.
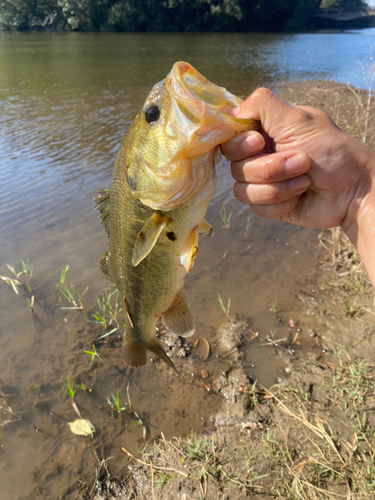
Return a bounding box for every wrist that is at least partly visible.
[341,144,375,285]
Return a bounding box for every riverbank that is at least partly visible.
[80,79,375,500]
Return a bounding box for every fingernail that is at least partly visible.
[232,106,240,117]
[284,153,309,175]
[242,132,264,154]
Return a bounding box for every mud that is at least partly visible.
[82,80,375,499]
[2,79,375,499]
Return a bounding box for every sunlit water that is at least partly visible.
[1,30,375,498]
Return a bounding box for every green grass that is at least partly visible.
[63,376,76,400]
[219,206,232,229]
[107,390,126,414]
[84,344,102,365]
[58,265,88,310]
[1,258,35,311]
[267,298,278,313]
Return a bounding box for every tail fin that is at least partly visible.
[123,339,148,367]
[123,338,178,373]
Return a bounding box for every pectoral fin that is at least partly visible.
[180,227,198,273]
[94,189,111,236]
[132,212,169,267]
[198,218,213,237]
[162,292,195,337]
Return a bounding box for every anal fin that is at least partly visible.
[148,341,178,373]
[162,291,195,338]
[132,211,169,267]
[123,338,178,373]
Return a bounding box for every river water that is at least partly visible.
[1,29,375,499]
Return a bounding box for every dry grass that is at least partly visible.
[318,228,373,298]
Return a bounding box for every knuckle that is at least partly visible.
[233,182,247,203]
[260,160,274,182]
[252,87,274,103]
[265,184,283,203]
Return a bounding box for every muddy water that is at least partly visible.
[0,31,373,499]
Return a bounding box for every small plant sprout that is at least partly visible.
[217,294,233,324]
[91,290,122,337]
[1,259,34,306]
[58,265,88,310]
[107,390,126,414]
[267,298,278,314]
[26,295,35,312]
[6,259,33,280]
[0,275,21,295]
[78,382,90,392]
[222,249,227,260]
[63,376,76,400]
[219,206,232,229]
[243,216,251,239]
[133,411,147,438]
[84,344,102,365]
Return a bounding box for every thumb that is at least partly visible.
[233,88,299,139]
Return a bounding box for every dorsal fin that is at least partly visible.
[132,211,170,267]
[94,189,111,235]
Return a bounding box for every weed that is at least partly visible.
[26,295,35,312]
[219,206,232,229]
[267,298,278,313]
[1,259,35,311]
[0,275,21,295]
[222,249,227,260]
[107,390,126,414]
[133,411,147,438]
[58,265,88,310]
[243,216,251,239]
[91,290,122,338]
[84,344,102,365]
[344,299,360,317]
[217,293,233,323]
[63,376,76,400]
[155,472,177,488]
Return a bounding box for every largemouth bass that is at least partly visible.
[95,62,258,372]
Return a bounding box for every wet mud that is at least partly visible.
[2,79,375,499]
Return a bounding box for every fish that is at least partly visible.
[95,61,258,372]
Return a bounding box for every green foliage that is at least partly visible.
[0,0,369,31]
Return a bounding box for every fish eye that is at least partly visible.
[145,105,160,124]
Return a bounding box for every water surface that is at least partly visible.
[1,30,374,498]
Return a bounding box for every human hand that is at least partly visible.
[221,88,374,234]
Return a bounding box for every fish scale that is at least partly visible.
[95,61,258,371]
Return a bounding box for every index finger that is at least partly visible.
[221,130,265,162]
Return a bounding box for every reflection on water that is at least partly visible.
[1,30,374,498]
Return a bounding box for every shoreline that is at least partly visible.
[76,79,375,500]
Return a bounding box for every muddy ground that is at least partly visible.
[68,82,375,499]
[2,79,375,500]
